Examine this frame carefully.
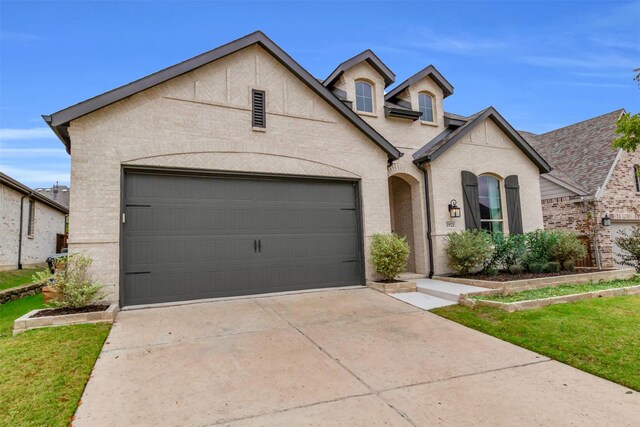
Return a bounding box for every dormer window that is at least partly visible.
[355,81,373,113]
[418,93,434,122]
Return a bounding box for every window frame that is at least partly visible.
[478,174,504,233]
[634,165,640,193]
[418,92,435,123]
[27,199,35,238]
[355,80,374,114]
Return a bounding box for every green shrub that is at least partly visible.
[370,233,410,281]
[445,230,494,275]
[526,230,558,266]
[528,262,544,274]
[545,261,561,273]
[509,264,524,275]
[32,253,107,308]
[502,234,528,270]
[552,231,587,266]
[614,225,640,272]
[564,260,575,271]
[486,267,499,276]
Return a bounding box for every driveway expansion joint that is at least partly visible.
[256,299,421,427]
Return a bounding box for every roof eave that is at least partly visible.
[413,107,552,173]
[43,31,401,160]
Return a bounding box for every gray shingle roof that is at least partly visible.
[524,109,625,195]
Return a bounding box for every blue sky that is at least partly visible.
[1,0,639,188]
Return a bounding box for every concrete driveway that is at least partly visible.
[74,288,639,426]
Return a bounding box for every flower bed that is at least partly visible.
[434,268,636,289]
[13,303,118,335]
[459,276,640,312]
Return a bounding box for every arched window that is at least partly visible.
[418,93,434,122]
[634,165,640,192]
[355,81,373,113]
[478,175,503,233]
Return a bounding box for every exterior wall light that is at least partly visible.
[448,200,461,218]
[601,214,611,227]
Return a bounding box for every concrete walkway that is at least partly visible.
[74,288,639,426]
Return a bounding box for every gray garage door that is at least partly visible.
[122,171,363,306]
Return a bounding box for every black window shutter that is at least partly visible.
[505,175,523,234]
[252,90,266,128]
[461,171,481,230]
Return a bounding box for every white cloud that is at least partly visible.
[0,147,68,157]
[520,53,638,70]
[0,164,70,187]
[0,31,45,42]
[0,128,56,141]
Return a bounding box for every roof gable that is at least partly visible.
[43,31,401,160]
[323,50,395,88]
[413,107,552,173]
[0,172,69,214]
[385,65,454,101]
[524,109,625,195]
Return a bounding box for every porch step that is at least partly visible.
[416,278,489,302]
[390,292,456,310]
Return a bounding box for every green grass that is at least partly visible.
[0,268,42,291]
[0,293,46,338]
[433,295,640,391]
[0,296,111,426]
[472,277,640,303]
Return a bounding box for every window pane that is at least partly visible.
[478,175,502,222]
[355,82,373,113]
[419,93,434,122]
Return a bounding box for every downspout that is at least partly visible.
[17,194,28,269]
[420,165,435,278]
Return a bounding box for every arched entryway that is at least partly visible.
[388,175,417,272]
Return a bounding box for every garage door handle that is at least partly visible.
[254,239,257,253]
[258,239,262,253]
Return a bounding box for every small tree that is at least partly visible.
[552,231,587,268]
[33,253,107,308]
[614,225,640,272]
[445,230,494,275]
[370,233,410,281]
[612,112,640,153]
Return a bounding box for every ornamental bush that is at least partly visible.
[551,231,587,268]
[33,253,107,308]
[614,225,640,272]
[370,233,410,281]
[445,230,494,276]
[525,229,558,267]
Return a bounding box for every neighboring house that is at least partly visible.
[43,31,550,307]
[0,172,69,270]
[35,183,70,209]
[523,109,640,269]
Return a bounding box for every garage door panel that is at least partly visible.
[122,172,362,306]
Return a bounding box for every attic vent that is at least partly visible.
[252,89,266,129]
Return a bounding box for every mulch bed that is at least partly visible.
[457,269,608,282]
[30,304,110,318]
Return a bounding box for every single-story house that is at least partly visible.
[0,172,69,270]
[43,31,551,307]
[523,109,640,269]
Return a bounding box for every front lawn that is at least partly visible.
[0,296,110,427]
[432,295,640,391]
[472,277,640,303]
[0,268,42,291]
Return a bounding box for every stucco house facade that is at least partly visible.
[0,172,68,270]
[43,31,550,307]
[524,110,640,269]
